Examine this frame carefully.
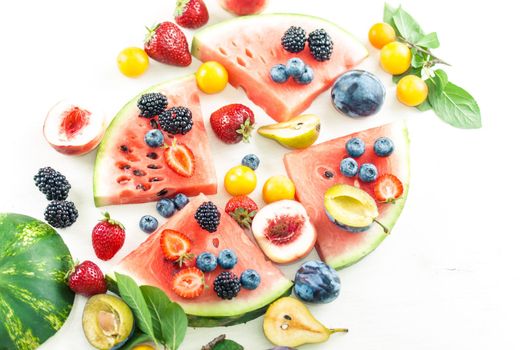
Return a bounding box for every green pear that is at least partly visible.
[263,297,348,347]
[257,114,320,149]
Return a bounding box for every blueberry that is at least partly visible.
[156,198,176,218]
[340,158,358,177]
[171,193,189,210]
[359,163,378,182]
[345,137,365,157]
[241,154,260,170]
[240,269,261,290]
[285,58,306,78]
[294,260,340,304]
[270,64,289,83]
[294,65,314,84]
[217,249,238,269]
[373,137,394,157]
[139,215,158,233]
[196,252,217,272]
[144,129,164,148]
[331,70,385,118]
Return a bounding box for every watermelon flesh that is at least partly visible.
[191,14,368,122]
[114,194,293,327]
[93,75,217,207]
[284,122,410,270]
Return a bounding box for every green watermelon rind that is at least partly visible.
[92,74,195,207]
[191,13,368,59]
[326,124,411,270]
[106,275,293,328]
[0,213,75,350]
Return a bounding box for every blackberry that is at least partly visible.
[44,200,79,228]
[34,167,71,200]
[137,92,168,118]
[213,271,241,300]
[158,106,193,135]
[194,201,221,232]
[308,28,334,61]
[281,26,306,53]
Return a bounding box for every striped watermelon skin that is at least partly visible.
[0,213,75,350]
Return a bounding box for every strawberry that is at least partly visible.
[225,195,258,228]
[172,267,205,299]
[92,212,126,261]
[210,104,255,144]
[160,229,193,267]
[374,174,404,203]
[144,22,191,66]
[175,0,209,29]
[68,260,107,296]
[164,140,195,177]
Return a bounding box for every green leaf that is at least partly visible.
[383,3,398,26]
[416,32,440,49]
[120,333,153,350]
[427,81,482,129]
[164,302,188,350]
[433,69,448,92]
[411,51,426,68]
[115,273,157,343]
[213,339,245,350]
[416,99,432,111]
[392,66,422,83]
[392,6,423,42]
[140,285,171,343]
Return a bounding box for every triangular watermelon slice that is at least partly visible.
[191,14,368,122]
[284,122,410,270]
[93,75,217,206]
[114,194,293,327]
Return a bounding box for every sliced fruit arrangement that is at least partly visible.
[192,14,368,122]
[263,297,348,347]
[284,122,409,269]
[93,75,217,206]
[114,194,293,327]
[0,213,75,349]
[258,114,320,149]
[44,100,106,155]
[251,200,317,264]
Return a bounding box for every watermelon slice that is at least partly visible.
[191,14,368,122]
[93,75,217,206]
[284,122,410,270]
[114,194,293,327]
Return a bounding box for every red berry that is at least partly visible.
[374,174,404,202]
[160,229,192,263]
[164,141,195,177]
[172,267,205,299]
[68,261,107,296]
[225,195,258,228]
[175,0,209,29]
[92,212,126,261]
[210,104,255,144]
[144,22,191,66]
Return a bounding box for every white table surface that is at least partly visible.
[0,0,521,349]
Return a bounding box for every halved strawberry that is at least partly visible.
[374,174,404,203]
[172,267,205,299]
[164,140,195,177]
[160,229,191,262]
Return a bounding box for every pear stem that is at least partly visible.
[373,219,390,234]
[329,328,349,334]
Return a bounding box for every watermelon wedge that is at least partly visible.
[284,122,410,270]
[114,194,293,327]
[93,75,217,206]
[191,14,368,122]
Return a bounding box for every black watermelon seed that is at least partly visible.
[149,177,161,182]
[147,152,158,160]
[133,169,146,176]
[324,170,334,179]
[136,184,145,190]
[120,145,129,152]
[157,189,168,197]
[147,164,160,169]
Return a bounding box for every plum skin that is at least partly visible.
[293,260,341,303]
[331,70,385,118]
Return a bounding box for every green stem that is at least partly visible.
[397,37,451,67]
[329,328,349,334]
[373,219,390,234]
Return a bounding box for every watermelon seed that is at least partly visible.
[236,56,246,67]
[147,164,162,169]
[117,176,130,184]
[157,189,168,197]
[259,56,267,64]
[219,47,227,55]
[146,152,158,159]
[324,170,334,179]
[231,40,238,47]
[117,162,131,170]
[150,119,159,129]
[245,48,254,58]
[133,169,146,176]
[149,177,163,182]
[212,238,220,248]
[120,145,129,152]
[136,183,151,191]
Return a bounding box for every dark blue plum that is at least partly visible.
[144,129,164,148]
[359,163,378,182]
[340,157,358,177]
[345,137,366,157]
[270,64,289,83]
[218,249,238,269]
[285,58,306,78]
[294,65,314,84]
[156,198,176,218]
[196,252,217,272]
[241,154,260,170]
[139,215,158,233]
[171,193,189,210]
[294,260,341,304]
[240,269,261,290]
[331,70,385,118]
[373,137,395,157]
